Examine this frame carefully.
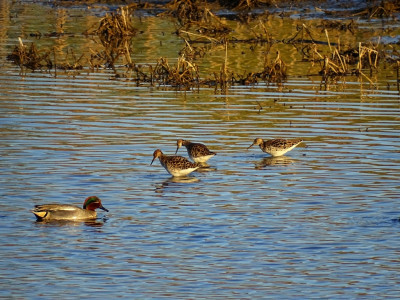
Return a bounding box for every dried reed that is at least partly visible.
[153,55,199,89]
[6,38,52,71]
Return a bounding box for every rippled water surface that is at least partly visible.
[1,2,400,299]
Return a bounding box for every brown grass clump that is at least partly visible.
[233,50,287,85]
[310,42,381,84]
[165,0,230,39]
[94,5,137,45]
[152,56,199,89]
[204,46,287,91]
[6,38,52,71]
[317,50,350,78]
[289,24,382,83]
[260,50,287,81]
[57,49,84,70]
[165,0,210,25]
[355,43,380,70]
[85,5,137,70]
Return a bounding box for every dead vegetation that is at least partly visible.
[320,0,400,19]
[7,38,52,71]
[5,0,400,90]
[217,0,269,10]
[286,22,389,84]
[165,0,231,41]
[310,41,382,83]
[85,5,137,70]
[352,0,400,19]
[152,56,200,88]
[317,20,358,34]
[231,51,287,85]
[91,5,137,43]
[165,0,210,25]
[57,49,84,70]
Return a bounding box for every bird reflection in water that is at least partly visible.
[255,156,296,169]
[155,176,200,194]
[195,164,217,173]
[34,218,107,228]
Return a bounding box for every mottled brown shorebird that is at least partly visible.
[247,138,303,157]
[175,139,216,163]
[151,149,200,177]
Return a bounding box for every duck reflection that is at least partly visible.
[34,218,107,227]
[255,156,296,169]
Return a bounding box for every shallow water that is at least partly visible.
[1,2,400,299]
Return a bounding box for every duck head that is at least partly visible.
[83,196,108,212]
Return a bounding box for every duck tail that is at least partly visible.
[32,209,48,220]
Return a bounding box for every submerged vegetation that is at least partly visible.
[5,0,400,91]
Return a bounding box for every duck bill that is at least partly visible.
[247,143,255,150]
[100,205,109,212]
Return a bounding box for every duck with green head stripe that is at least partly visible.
[32,196,109,221]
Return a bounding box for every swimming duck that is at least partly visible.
[32,196,108,221]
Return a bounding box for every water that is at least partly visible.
[1,2,400,299]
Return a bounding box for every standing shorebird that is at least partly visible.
[247,138,303,157]
[151,149,200,177]
[175,139,216,163]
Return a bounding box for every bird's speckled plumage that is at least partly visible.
[151,149,200,177]
[32,196,108,221]
[247,138,303,157]
[175,139,216,163]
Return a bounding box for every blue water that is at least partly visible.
[0,71,399,299]
[1,1,400,298]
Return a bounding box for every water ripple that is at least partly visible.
[1,63,400,299]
